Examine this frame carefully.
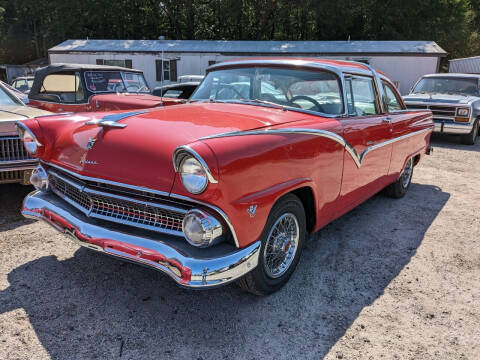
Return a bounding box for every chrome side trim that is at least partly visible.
[43,161,171,197]
[173,145,219,183]
[200,126,434,168]
[170,192,240,248]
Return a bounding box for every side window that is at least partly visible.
[382,81,403,112]
[345,76,379,116]
[39,72,86,103]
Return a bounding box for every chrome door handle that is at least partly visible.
[383,117,393,123]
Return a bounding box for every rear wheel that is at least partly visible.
[384,157,414,199]
[237,194,306,295]
[461,120,478,145]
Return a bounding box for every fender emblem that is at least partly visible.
[86,137,97,150]
[247,205,258,218]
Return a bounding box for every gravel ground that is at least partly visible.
[0,135,479,360]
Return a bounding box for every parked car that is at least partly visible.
[403,73,480,144]
[28,63,168,113]
[11,76,34,94]
[1,80,30,103]
[19,58,433,294]
[152,81,200,100]
[0,81,51,185]
[178,74,204,83]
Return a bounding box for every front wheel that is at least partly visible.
[237,194,306,295]
[383,157,414,198]
[461,120,478,145]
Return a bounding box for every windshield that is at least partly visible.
[412,77,479,96]
[84,71,150,94]
[190,67,344,115]
[0,83,23,106]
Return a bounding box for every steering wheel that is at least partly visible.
[215,85,244,100]
[288,95,322,111]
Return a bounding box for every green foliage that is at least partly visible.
[0,0,479,64]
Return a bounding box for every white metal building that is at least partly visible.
[48,40,447,94]
[449,56,480,74]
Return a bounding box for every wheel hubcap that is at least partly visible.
[401,158,413,189]
[263,213,299,278]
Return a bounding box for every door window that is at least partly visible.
[345,76,379,116]
[382,81,403,112]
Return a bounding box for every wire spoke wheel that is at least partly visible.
[400,158,413,189]
[263,213,299,278]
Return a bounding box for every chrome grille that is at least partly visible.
[0,136,31,162]
[406,104,457,122]
[0,170,24,184]
[48,171,187,236]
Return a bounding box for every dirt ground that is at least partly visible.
[0,134,479,360]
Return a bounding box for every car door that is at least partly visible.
[381,79,428,177]
[336,74,393,215]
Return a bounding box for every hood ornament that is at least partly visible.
[85,110,148,128]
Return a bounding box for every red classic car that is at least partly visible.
[18,58,433,295]
[27,63,182,113]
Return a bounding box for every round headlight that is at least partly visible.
[182,209,223,247]
[179,156,208,194]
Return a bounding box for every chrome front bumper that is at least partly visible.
[22,191,260,289]
[433,121,473,135]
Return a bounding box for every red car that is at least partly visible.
[18,58,433,295]
[27,63,181,113]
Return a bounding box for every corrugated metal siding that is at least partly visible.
[449,57,480,73]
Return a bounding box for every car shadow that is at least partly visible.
[0,183,449,359]
[0,184,35,229]
[431,133,480,152]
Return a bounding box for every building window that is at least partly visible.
[156,59,177,82]
[96,59,132,68]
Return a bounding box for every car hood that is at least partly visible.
[403,93,479,105]
[0,105,51,134]
[39,102,312,193]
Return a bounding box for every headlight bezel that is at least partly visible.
[16,122,42,156]
[456,107,470,117]
[173,145,218,195]
[182,209,224,247]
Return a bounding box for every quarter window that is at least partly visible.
[39,72,86,103]
[382,81,403,112]
[346,76,379,116]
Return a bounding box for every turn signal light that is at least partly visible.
[455,117,470,123]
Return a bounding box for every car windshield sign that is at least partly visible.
[412,77,480,96]
[85,71,150,94]
[190,66,344,115]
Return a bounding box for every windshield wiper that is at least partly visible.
[241,98,287,111]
